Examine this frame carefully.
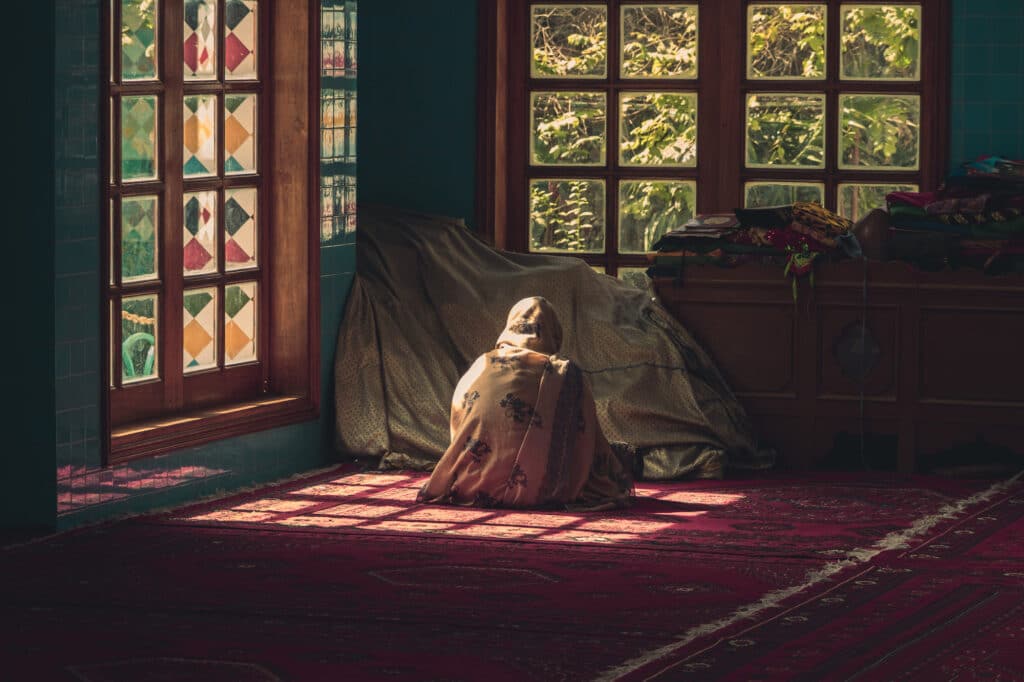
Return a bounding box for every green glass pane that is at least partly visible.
[620,92,697,167]
[225,93,258,174]
[838,183,917,220]
[531,92,606,166]
[183,94,217,177]
[621,5,698,79]
[225,281,258,365]
[531,5,607,78]
[184,0,217,80]
[121,195,158,282]
[841,5,921,80]
[746,93,825,168]
[121,294,158,383]
[529,179,605,253]
[619,268,651,290]
[122,0,158,81]
[839,94,920,169]
[121,95,158,181]
[619,180,696,253]
[184,287,218,372]
[744,182,824,207]
[747,4,826,79]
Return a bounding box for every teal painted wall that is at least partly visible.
[358,0,478,224]
[4,2,57,533]
[949,0,1024,167]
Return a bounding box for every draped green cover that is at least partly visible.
[334,206,774,479]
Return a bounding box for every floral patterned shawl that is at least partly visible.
[417,297,633,510]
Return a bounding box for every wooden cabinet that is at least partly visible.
[654,261,1024,473]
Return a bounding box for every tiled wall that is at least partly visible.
[53,1,356,529]
[949,0,1024,167]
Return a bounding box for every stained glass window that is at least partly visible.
[320,0,358,245]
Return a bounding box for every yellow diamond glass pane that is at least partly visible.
[529,179,605,253]
[530,91,606,166]
[225,187,258,271]
[183,94,217,177]
[121,195,159,283]
[747,4,826,80]
[620,92,697,167]
[531,5,607,78]
[838,182,917,220]
[838,94,920,170]
[744,181,825,207]
[618,180,696,253]
[122,0,158,81]
[122,95,158,182]
[225,93,258,174]
[746,93,826,168]
[122,294,158,384]
[184,0,217,80]
[841,5,921,80]
[183,191,218,276]
[225,0,258,80]
[621,5,698,79]
[224,281,258,365]
[183,287,218,373]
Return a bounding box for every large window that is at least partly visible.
[479,0,949,278]
[104,0,319,462]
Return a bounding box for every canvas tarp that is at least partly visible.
[334,206,774,479]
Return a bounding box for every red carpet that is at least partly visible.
[2,467,1021,681]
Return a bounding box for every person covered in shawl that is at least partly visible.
[417,297,634,511]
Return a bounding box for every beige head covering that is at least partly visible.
[495,296,563,355]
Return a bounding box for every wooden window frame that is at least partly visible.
[101,0,320,464]
[478,0,950,275]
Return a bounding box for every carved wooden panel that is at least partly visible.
[817,304,898,401]
[919,307,1024,404]
[662,301,796,397]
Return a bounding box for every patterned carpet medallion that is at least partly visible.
[2,467,1021,680]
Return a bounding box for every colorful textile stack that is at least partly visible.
[646,202,859,286]
[886,155,1024,272]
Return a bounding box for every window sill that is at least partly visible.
[109,394,318,465]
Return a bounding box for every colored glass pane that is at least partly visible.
[225,93,258,174]
[620,92,697,167]
[121,195,159,283]
[618,180,696,253]
[225,187,258,270]
[184,0,217,80]
[746,93,826,168]
[122,294,158,383]
[531,5,607,78]
[841,5,921,80]
[183,191,218,275]
[225,0,258,80]
[224,282,258,365]
[122,0,158,80]
[531,92,606,166]
[183,94,217,177]
[529,179,606,253]
[621,5,698,79]
[183,287,218,373]
[838,182,917,220]
[747,4,826,80]
[744,181,825,207]
[839,94,920,169]
[121,96,158,181]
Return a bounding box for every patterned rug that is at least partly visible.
[2,467,1020,681]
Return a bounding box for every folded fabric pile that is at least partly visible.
[886,155,1024,272]
[646,202,860,292]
